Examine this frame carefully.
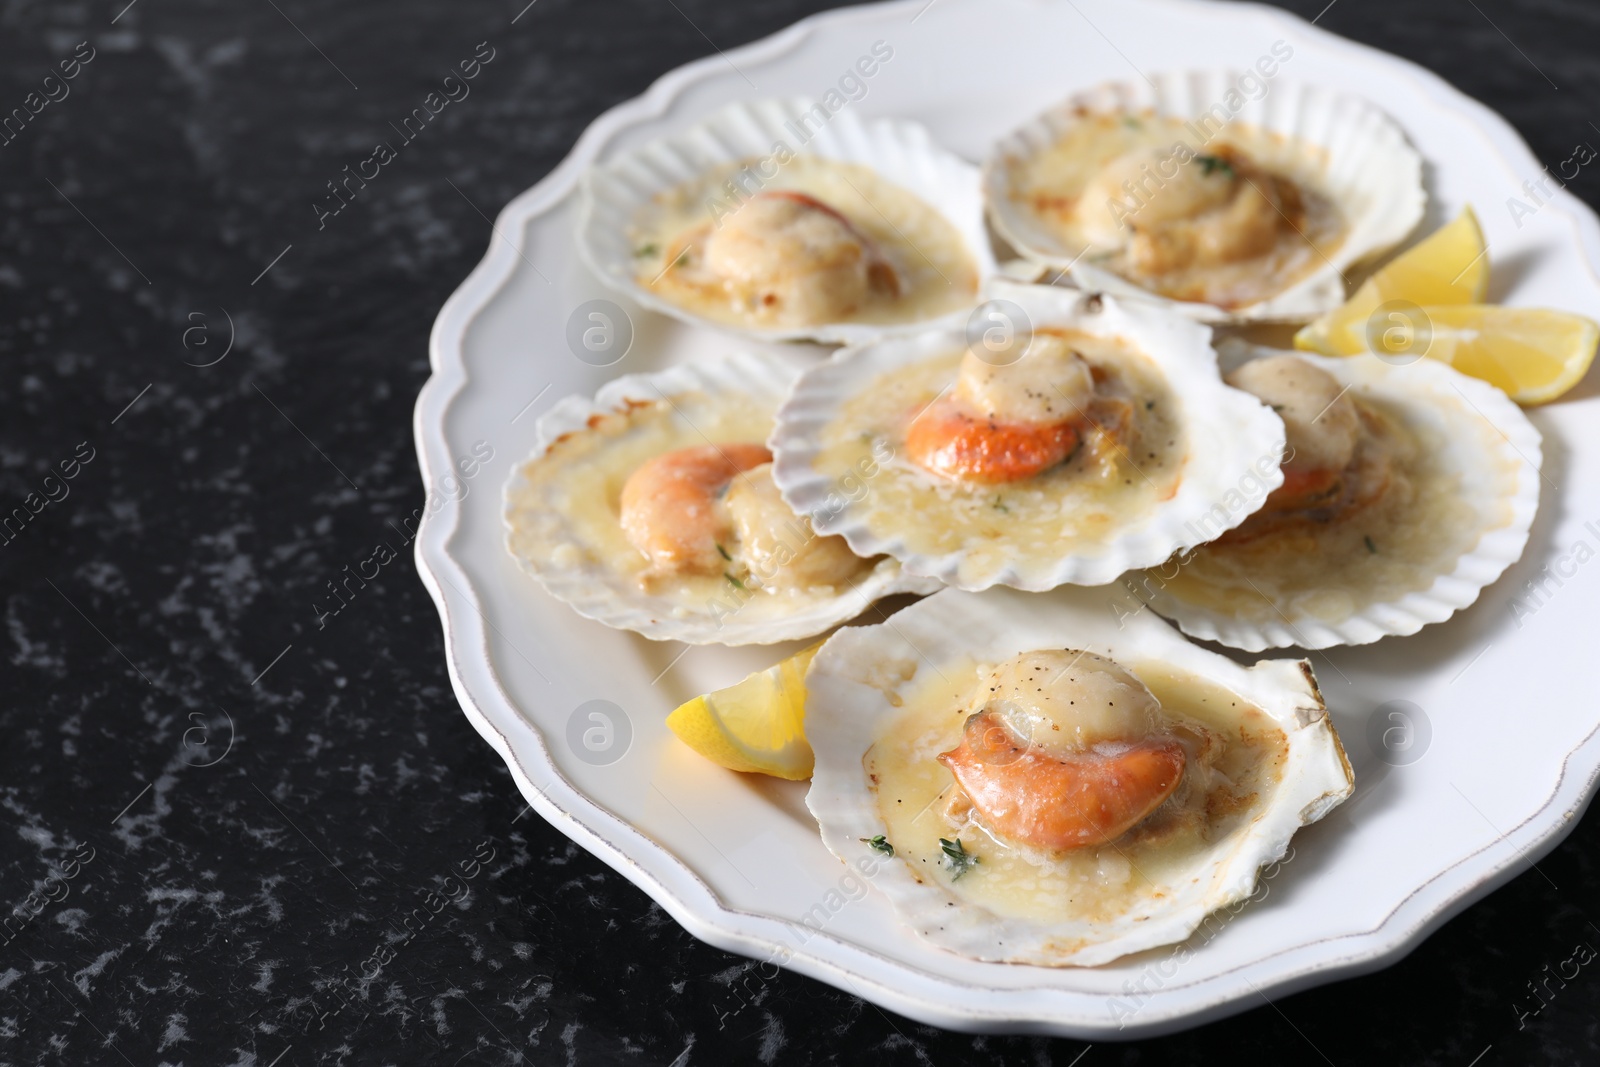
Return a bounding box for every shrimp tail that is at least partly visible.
[619,443,773,578]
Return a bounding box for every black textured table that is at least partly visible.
[2,1,1597,1064]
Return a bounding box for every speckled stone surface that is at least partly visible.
[1,0,1598,1063]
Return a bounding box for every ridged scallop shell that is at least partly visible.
[769,281,1287,591]
[804,584,1354,967]
[1129,342,1542,651]
[984,71,1425,323]
[577,97,997,344]
[502,351,941,645]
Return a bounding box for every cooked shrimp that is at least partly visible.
[939,711,1186,850]
[905,331,1107,484]
[619,443,772,580]
[935,650,1185,851]
[680,190,900,327]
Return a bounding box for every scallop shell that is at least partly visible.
[769,281,1287,591]
[577,97,997,344]
[502,351,941,645]
[984,71,1425,323]
[804,583,1354,967]
[1129,342,1542,651]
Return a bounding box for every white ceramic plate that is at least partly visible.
[414,0,1600,1038]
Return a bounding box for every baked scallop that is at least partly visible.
[579,98,994,344]
[502,352,939,645]
[769,281,1286,591]
[804,584,1353,967]
[985,71,1424,323]
[1128,343,1541,651]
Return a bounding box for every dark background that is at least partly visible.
[1,0,1597,1063]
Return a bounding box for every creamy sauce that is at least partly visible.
[867,656,1288,924]
[1146,392,1516,624]
[813,333,1185,582]
[1002,112,1346,309]
[506,394,884,624]
[633,156,979,329]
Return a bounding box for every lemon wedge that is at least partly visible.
[1401,305,1599,405]
[666,643,822,779]
[1295,206,1488,356]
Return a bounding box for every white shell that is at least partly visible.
[577,97,998,344]
[770,281,1287,591]
[1130,342,1542,651]
[984,71,1425,323]
[804,584,1354,967]
[502,351,941,645]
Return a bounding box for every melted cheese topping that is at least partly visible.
[811,331,1185,581]
[867,655,1287,924]
[1002,112,1346,309]
[1145,391,1517,625]
[632,156,979,329]
[506,394,879,624]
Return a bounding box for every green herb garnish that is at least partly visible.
[992,495,1009,513]
[715,542,733,562]
[939,837,978,880]
[1123,117,1142,130]
[1196,155,1234,178]
[724,572,746,590]
[634,242,659,258]
[1364,535,1378,554]
[862,835,894,857]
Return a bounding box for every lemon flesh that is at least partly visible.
[1295,206,1488,356]
[1410,305,1599,405]
[666,643,821,780]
